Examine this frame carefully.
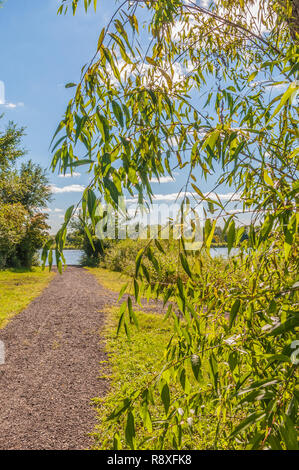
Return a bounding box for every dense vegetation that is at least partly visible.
[0,121,51,268]
[46,0,298,450]
[91,304,174,450]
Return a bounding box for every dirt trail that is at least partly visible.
[0,267,118,450]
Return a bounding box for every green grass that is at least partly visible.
[89,269,239,450]
[90,305,235,450]
[91,305,173,449]
[87,267,134,294]
[0,267,55,328]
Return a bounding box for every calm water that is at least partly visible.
[210,247,239,258]
[40,249,84,266]
[40,246,237,267]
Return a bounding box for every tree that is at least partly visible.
[66,216,85,248]
[0,121,51,268]
[0,203,27,268]
[48,0,298,449]
[0,160,51,213]
[0,120,26,173]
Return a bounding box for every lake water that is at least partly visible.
[40,246,237,267]
[40,250,84,266]
[210,247,239,258]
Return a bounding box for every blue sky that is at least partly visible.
[0,0,115,231]
[1,0,279,232]
[1,1,204,233]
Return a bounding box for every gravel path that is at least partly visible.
[0,267,118,450]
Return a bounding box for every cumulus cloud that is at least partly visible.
[126,191,241,203]
[50,184,85,194]
[172,0,270,44]
[1,101,24,109]
[58,172,81,178]
[150,176,175,183]
[40,207,64,213]
[150,191,241,202]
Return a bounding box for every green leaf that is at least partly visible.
[229,299,241,329]
[161,383,170,415]
[127,296,139,329]
[230,412,266,438]
[154,239,165,254]
[266,82,299,124]
[205,219,216,250]
[87,189,97,219]
[142,407,152,433]
[284,242,292,261]
[209,353,219,393]
[280,415,298,450]
[96,112,109,142]
[133,279,139,301]
[116,301,126,335]
[84,224,95,250]
[125,411,135,449]
[135,249,143,278]
[267,316,299,336]
[112,100,124,128]
[202,129,220,151]
[228,351,238,372]
[117,283,128,302]
[97,27,105,51]
[69,159,94,167]
[108,398,131,420]
[191,183,205,199]
[145,56,157,66]
[180,253,192,278]
[227,220,235,254]
[191,354,202,382]
[263,170,274,187]
[113,432,122,450]
[64,205,74,225]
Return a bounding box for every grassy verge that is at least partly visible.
[86,267,134,294]
[91,305,236,450]
[0,267,55,328]
[91,305,173,449]
[89,269,240,450]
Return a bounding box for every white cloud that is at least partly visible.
[153,193,183,202]
[126,191,241,203]
[151,191,241,202]
[105,55,185,91]
[215,0,270,34]
[172,0,271,45]
[150,176,175,184]
[53,208,63,213]
[208,192,241,202]
[1,101,24,109]
[50,184,85,194]
[58,172,81,178]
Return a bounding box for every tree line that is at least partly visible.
[0,120,51,268]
